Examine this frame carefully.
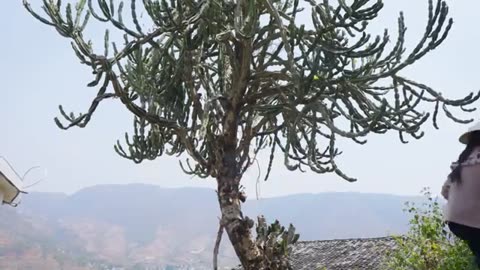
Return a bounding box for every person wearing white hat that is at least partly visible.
[442,122,480,268]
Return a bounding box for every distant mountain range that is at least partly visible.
[0,184,421,269]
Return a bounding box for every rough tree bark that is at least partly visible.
[217,174,262,269]
[215,109,263,268]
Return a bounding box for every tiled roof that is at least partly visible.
[290,237,398,270]
[233,237,398,270]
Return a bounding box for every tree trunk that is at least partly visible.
[217,175,263,269]
[215,145,263,269]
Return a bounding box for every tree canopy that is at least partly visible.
[24,0,479,181]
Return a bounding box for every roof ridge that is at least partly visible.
[297,235,399,244]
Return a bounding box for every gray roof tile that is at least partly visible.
[233,237,398,270]
[290,237,397,270]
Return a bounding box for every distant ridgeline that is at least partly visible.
[0,184,420,269]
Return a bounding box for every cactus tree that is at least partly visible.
[24,0,479,269]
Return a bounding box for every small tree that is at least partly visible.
[23,0,479,268]
[387,188,476,270]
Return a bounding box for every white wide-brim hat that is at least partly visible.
[459,122,480,144]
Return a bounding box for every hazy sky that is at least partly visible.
[1,0,479,198]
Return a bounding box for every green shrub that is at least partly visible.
[387,188,476,270]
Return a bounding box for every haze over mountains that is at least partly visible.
[0,184,421,269]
